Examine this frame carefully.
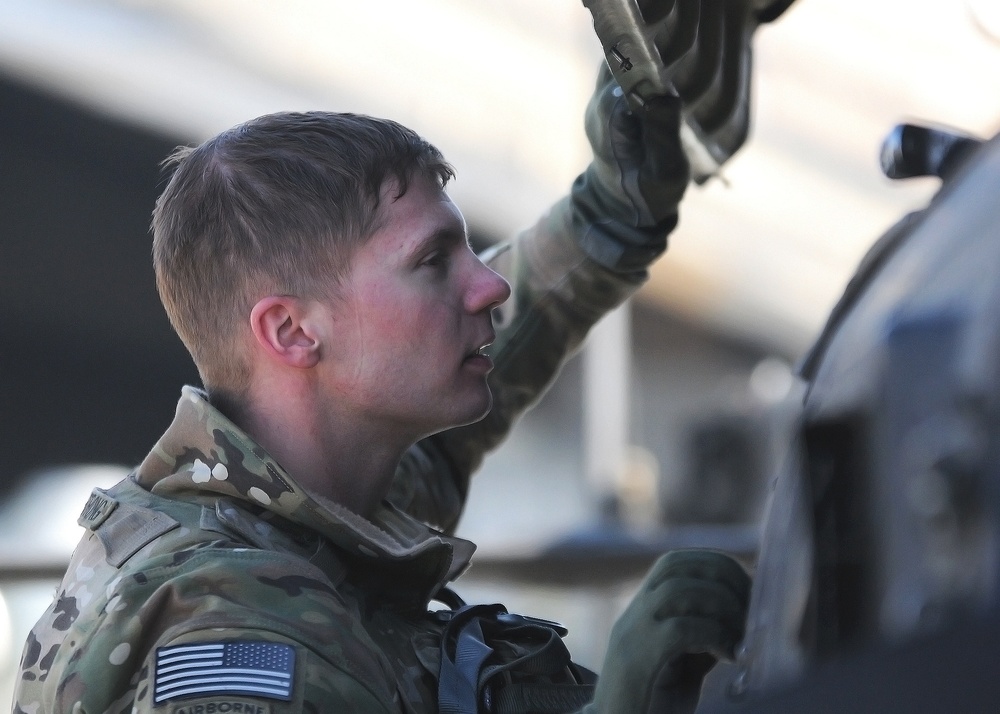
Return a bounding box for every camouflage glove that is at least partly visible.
[570,63,690,274]
[583,549,751,714]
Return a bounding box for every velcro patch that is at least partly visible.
[154,641,295,704]
[78,489,118,530]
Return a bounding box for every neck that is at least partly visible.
[211,381,412,518]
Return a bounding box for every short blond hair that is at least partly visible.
[151,111,454,394]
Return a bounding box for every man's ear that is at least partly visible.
[249,296,322,369]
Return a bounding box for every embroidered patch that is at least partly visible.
[171,701,271,714]
[77,489,118,530]
[154,641,295,704]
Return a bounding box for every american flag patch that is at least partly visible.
[154,641,295,703]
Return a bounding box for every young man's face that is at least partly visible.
[314,173,511,439]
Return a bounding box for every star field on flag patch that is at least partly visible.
[154,641,295,703]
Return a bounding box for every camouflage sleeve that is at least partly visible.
[387,197,648,533]
[128,628,396,714]
[14,545,402,714]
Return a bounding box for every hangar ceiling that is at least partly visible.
[3,0,1000,356]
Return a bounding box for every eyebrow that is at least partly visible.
[405,224,468,261]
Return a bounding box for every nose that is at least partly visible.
[466,255,511,314]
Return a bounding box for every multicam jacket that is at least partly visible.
[14,200,651,714]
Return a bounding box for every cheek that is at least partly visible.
[357,291,435,356]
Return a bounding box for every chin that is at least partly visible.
[456,398,494,428]
[438,390,494,431]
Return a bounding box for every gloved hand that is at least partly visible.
[583,0,797,183]
[570,63,690,274]
[583,549,751,714]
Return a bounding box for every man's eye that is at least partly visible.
[422,252,449,269]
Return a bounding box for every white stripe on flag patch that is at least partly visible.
[154,641,295,703]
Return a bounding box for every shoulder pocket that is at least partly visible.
[79,487,180,567]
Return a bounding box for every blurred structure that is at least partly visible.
[705,120,1000,712]
[0,76,198,488]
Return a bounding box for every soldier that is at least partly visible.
[15,67,750,714]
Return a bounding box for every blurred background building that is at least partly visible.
[2,0,1000,708]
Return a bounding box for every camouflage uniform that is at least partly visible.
[14,201,650,714]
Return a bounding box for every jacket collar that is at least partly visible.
[136,387,475,602]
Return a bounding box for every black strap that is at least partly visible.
[433,586,469,611]
[437,603,595,714]
[439,604,507,714]
[490,683,596,714]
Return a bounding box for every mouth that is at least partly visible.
[464,335,496,365]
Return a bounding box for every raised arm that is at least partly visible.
[389,65,690,532]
